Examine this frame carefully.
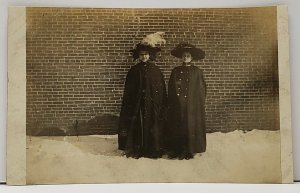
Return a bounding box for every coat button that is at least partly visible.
[177,93,180,96]
[180,71,183,74]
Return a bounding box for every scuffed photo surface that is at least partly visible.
[25,7,282,183]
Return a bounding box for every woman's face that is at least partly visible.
[139,51,150,62]
[182,52,193,64]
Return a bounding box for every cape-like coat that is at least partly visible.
[166,64,207,154]
[118,61,167,158]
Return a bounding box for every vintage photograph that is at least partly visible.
[7,6,292,184]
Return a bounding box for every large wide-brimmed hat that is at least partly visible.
[171,42,205,60]
[130,43,161,60]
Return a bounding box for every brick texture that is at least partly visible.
[26,7,279,135]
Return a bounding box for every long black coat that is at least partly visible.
[118,61,167,157]
[166,64,207,154]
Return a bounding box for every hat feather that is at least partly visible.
[141,32,166,47]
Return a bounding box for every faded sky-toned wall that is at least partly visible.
[26,7,279,135]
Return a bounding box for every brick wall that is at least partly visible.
[26,7,279,135]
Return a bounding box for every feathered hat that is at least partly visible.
[171,42,205,60]
[130,32,166,60]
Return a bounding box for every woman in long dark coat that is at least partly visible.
[118,43,167,159]
[166,42,207,159]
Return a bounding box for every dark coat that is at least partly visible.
[118,61,167,157]
[166,64,207,154]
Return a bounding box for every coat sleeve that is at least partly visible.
[159,70,167,120]
[166,69,179,128]
[198,69,207,99]
[118,67,137,149]
[194,68,207,152]
[167,69,177,106]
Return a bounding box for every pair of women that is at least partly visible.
[118,42,206,160]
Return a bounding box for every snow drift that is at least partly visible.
[26,130,281,184]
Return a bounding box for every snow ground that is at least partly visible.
[26,130,281,184]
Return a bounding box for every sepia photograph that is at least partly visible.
[7,5,293,184]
